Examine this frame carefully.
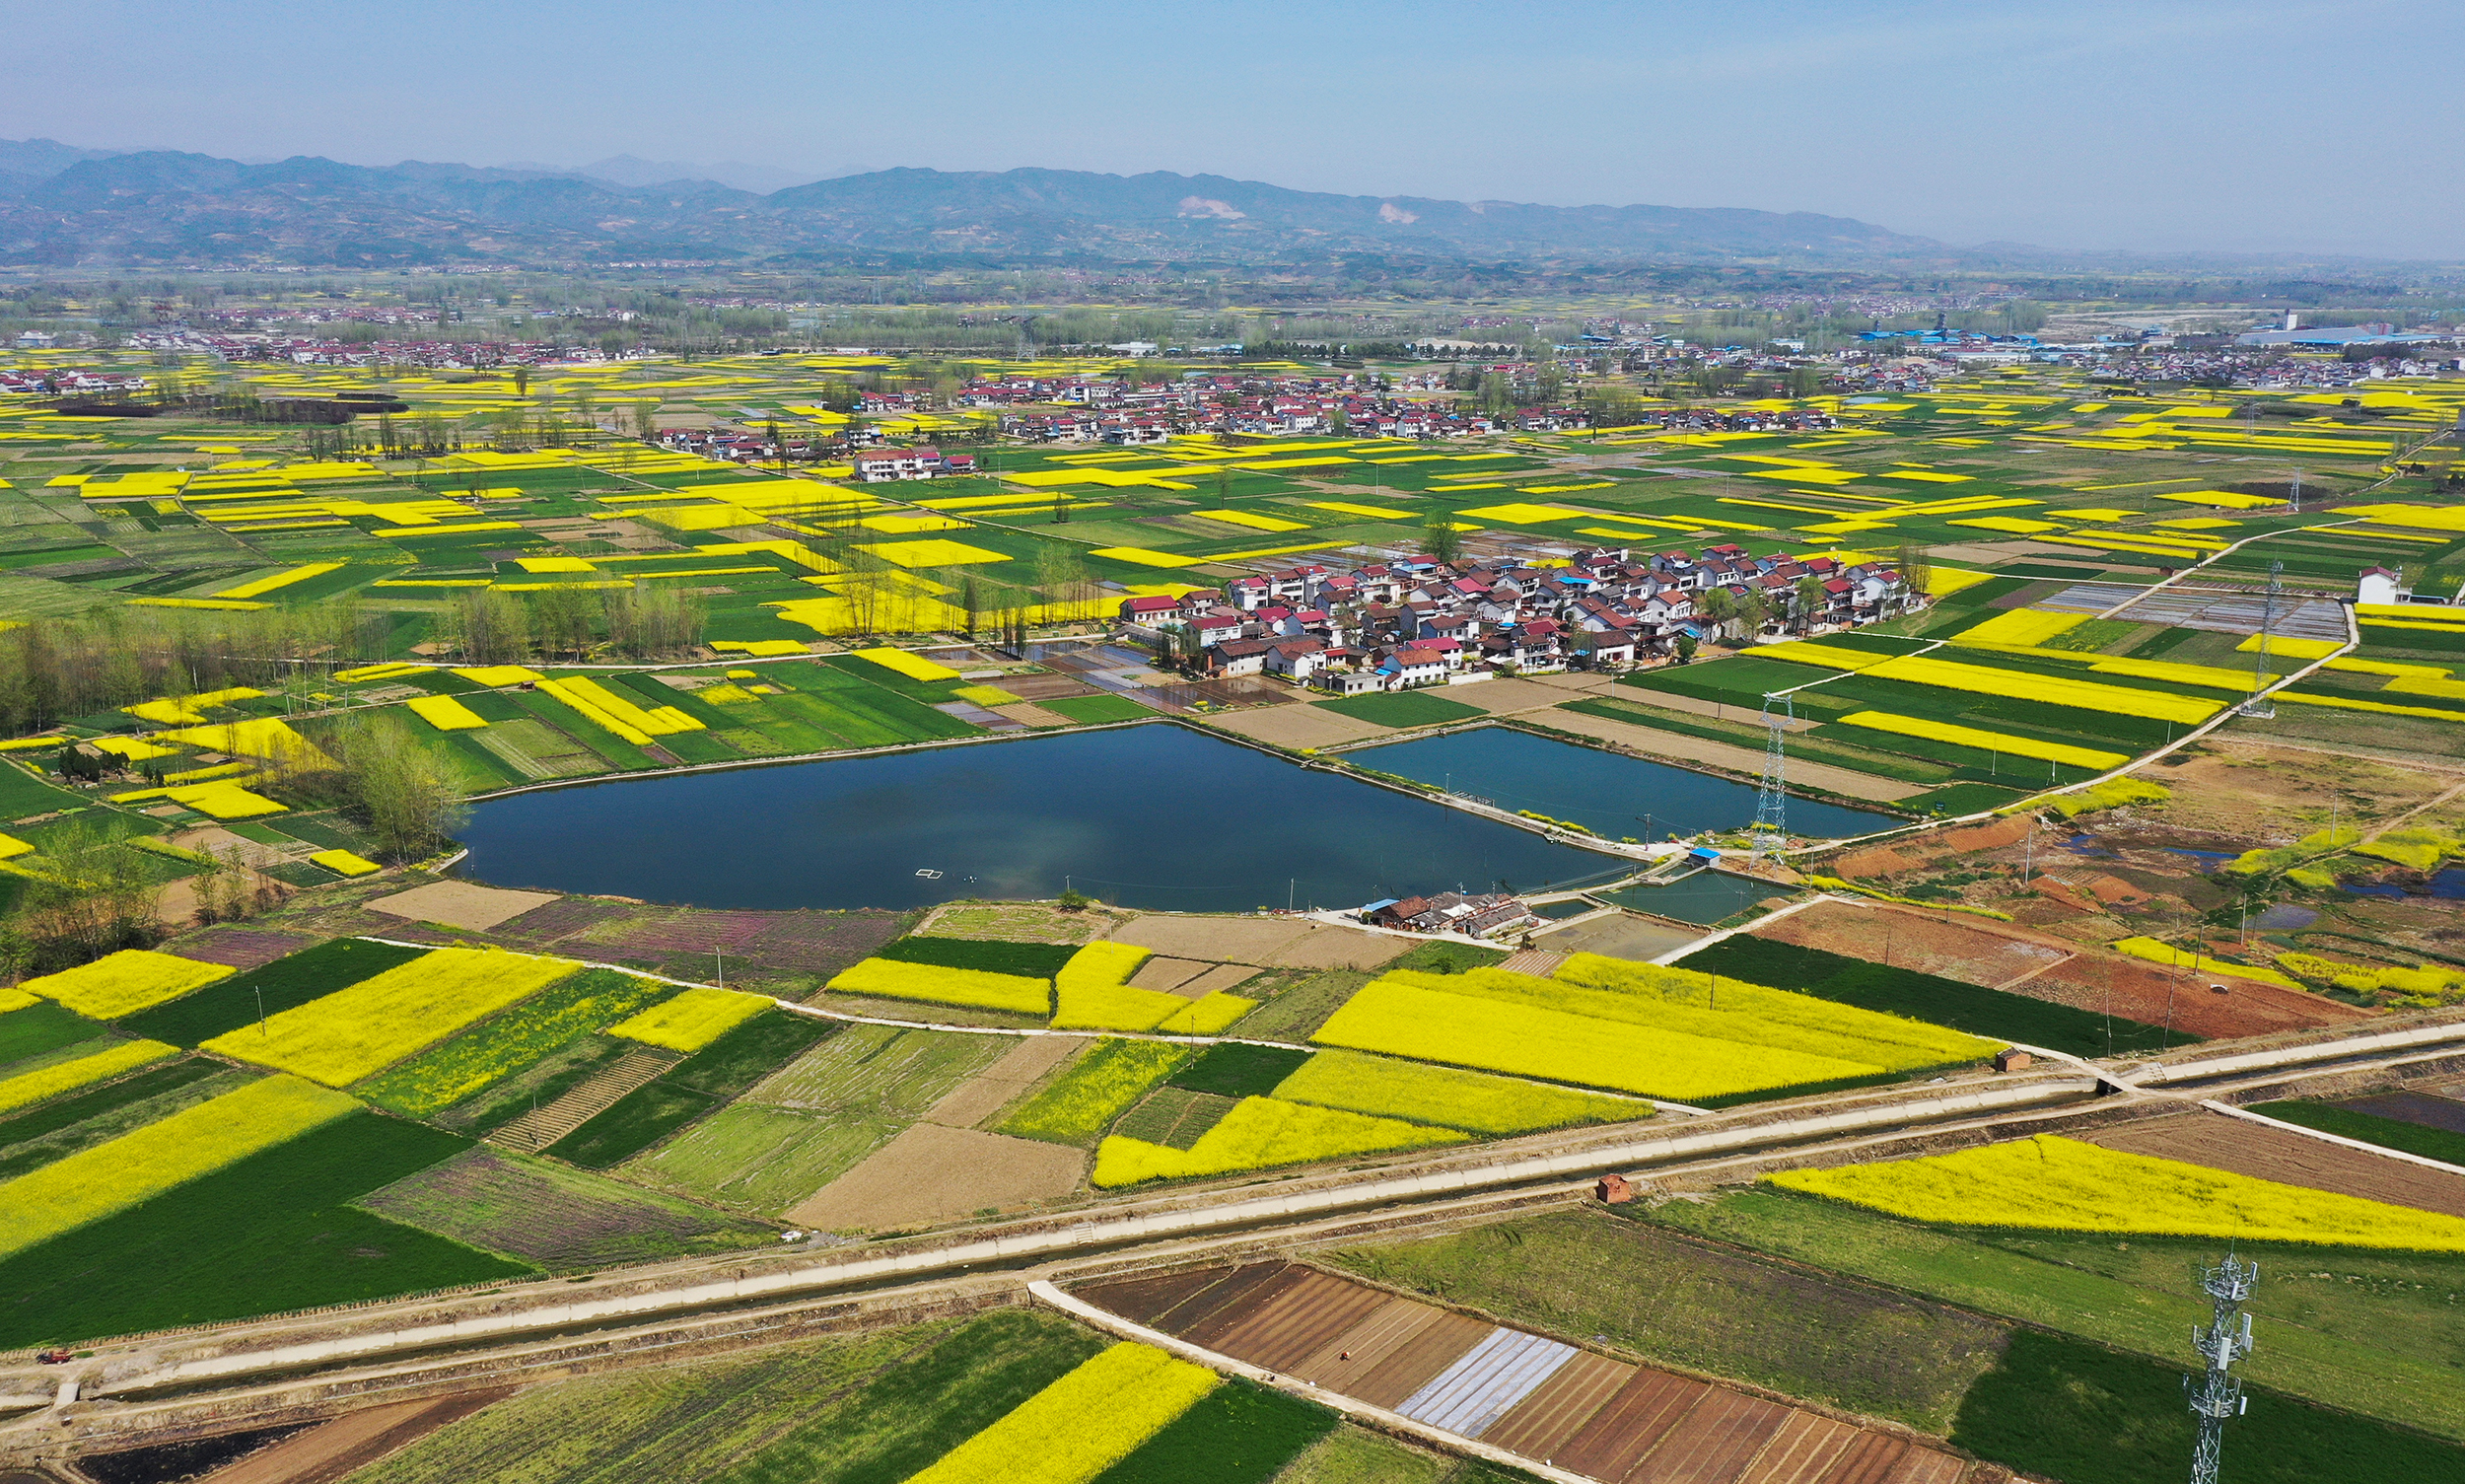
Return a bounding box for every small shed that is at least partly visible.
[1594,1173,1635,1204]
[1993,1048,2034,1074]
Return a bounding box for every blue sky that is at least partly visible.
[5,0,2458,257]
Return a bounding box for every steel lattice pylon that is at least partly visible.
[1751,693,1792,860]
[2237,560,2284,719]
[2185,1254,2258,1484]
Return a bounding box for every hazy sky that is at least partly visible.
[5,0,2458,258]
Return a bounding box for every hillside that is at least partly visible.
[0,143,1940,268]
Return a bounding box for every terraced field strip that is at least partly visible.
[490,1048,679,1153]
[1074,1262,1965,1484]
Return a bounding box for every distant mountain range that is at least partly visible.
[0,139,1945,268]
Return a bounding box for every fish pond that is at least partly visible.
[1346,728,1898,843]
[458,725,1618,912]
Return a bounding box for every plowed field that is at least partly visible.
[1073,1262,1965,1484]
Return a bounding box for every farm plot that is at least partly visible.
[1739,898,2362,1041]
[786,1120,1088,1232]
[903,1340,1222,1484]
[0,1109,526,1347]
[544,1008,832,1171]
[0,1058,245,1184]
[0,1073,358,1258]
[1951,1328,2465,1484]
[1308,956,1999,1106]
[355,968,676,1116]
[1679,932,2176,1058]
[2247,1094,2465,1167]
[202,946,580,1086]
[2082,1110,2465,1219]
[622,1022,1014,1213]
[1000,1038,1193,1145]
[1073,1262,1970,1482]
[356,1146,774,1269]
[1326,1211,2005,1435]
[18,949,234,1019]
[1106,915,1412,970]
[344,1308,1107,1484]
[1269,1051,1652,1137]
[1772,1129,2465,1247]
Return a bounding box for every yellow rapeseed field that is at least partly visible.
[1951,608,2087,648]
[1092,1095,1467,1187]
[0,1038,176,1114]
[1768,1134,2465,1249]
[0,1075,357,1257]
[904,1342,1219,1484]
[23,950,233,1019]
[202,947,578,1086]
[1310,976,1878,1101]
[1838,711,2127,769]
[608,986,771,1052]
[826,957,1052,1016]
[405,694,488,731]
[848,646,960,681]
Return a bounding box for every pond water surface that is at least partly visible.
[456,726,1618,912]
[1348,728,1898,842]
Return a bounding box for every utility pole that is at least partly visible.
[2185,1254,2258,1484]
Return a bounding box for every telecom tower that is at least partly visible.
[2238,559,2284,718]
[1751,693,1792,862]
[2185,1254,2258,1484]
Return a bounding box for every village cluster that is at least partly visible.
[1121,543,1915,690]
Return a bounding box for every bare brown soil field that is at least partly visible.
[1751,899,2067,988]
[2022,951,2371,1039]
[1832,817,2032,880]
[1756,899,2367,1039]
[1001,671,1101,700]
[1204,705,1395,750]
[367,881,560,932]
[2086,1111,2465,1218]
[1108,914,1410,970]
[191,1390,510,1484]
[1129,955,1216,992]
[1175,962,1264,999]
[784,1122,1084,1232]
[1444,676,1589,715]
[1534,913,1703,962]
[1076,1262,1967,1484]
[990,701,1077,728]
[919,1033,1083,1128]
[162,925,319,969]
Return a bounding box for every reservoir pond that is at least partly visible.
[457,725,1618,912]
[1346,728,1898,843]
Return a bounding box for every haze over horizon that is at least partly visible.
[2,0,2458,260]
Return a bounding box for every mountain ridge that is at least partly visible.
[0,140,1945,267]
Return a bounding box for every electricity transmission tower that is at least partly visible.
[2238,559,2284,719]
[1751,693,1792,862]
[2185,1254,2258,1484]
